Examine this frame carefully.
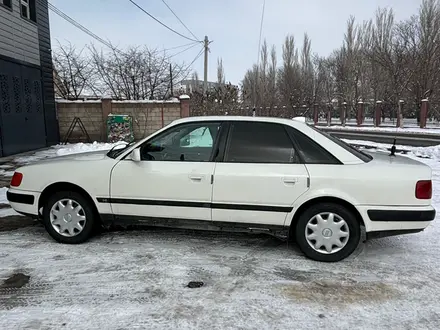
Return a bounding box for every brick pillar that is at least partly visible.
[397,100,404,128]
[357,101,364,126]
[341,102,347,126]
[179,94,190,117]
[375,101,382,127]
[313,104,318,125]
[420,99,429,128]
[327,106,332,126]
[101,97,112,141]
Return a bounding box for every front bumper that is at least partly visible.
[6,188,40,216]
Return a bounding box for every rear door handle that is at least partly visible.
[189,175,204,181]
[283,177,298,184]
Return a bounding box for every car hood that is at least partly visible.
[36,150,111,164]
[364,149,429,167]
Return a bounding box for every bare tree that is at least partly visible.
[88,44,190,100]
[238,1,440,122]
[398,0,440,119]
[52,41,94,99]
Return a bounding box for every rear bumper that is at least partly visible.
[357,205,436,233]
[367,209,436,222]
[6,188,40,216]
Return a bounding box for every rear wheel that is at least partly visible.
[42,191,96,244]
[295,203,360,262]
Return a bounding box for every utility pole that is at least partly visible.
[203,35,209,95]
[169,63,173,98]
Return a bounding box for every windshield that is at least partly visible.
[309,125,373,163]
[106,141,137,159]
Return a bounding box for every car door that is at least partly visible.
[109,120,223,223]
[211,121,310,227]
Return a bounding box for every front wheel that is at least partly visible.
[295,203,360,262]
[42,191,96,244]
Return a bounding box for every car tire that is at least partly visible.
[42,191,96,244]
[295,203,360,262]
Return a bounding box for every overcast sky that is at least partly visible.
[49,0,422,85]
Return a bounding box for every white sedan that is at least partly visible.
[7,116,436,262]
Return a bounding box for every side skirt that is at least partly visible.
[100,214,290,240]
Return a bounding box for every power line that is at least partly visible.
[48,3,114,50]
[49,1,202,86]
[177,46,205,82]
[128,0,199,43]
[160,0,200,41]
[163,41,199,52]
[49,2,198,59]
[167,42,200,59]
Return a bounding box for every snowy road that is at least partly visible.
[0,143,440,329]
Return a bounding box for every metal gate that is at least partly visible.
[0,59,46,157]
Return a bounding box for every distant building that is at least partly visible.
[0,0,59,156]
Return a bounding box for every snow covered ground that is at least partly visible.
[314,117,440,128]
[0,142,440,329]
[317,124,440,136]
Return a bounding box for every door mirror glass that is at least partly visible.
[180,137,190,147]
[130,148,141,162]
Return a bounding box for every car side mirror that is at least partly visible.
[130,148,141,162]
[180,137,190,147]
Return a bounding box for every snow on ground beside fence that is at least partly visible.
[320,125,440,135]
[313,117,440,128]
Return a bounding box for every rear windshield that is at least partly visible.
[309,125,373,163]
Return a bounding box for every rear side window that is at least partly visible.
[308,125,373,163]
[286,127,341,164]
[225,122,298,164]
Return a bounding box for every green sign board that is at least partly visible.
[106,114,134,143]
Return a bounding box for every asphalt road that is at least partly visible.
[318,128,440,147]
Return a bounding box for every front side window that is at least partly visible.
[225,121,298,164]
[140,122,221,162]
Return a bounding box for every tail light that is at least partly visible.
[10,172,23,187]
[416,180,432,199]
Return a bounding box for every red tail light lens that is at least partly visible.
[416,180,432,199]
[10,172,23,187]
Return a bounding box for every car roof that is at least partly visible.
[171,115,303,126]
